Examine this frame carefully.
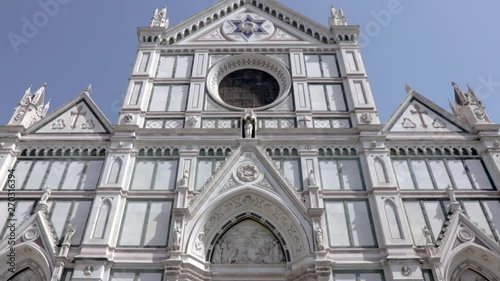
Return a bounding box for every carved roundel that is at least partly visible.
[222,13,275,42]
[458,227,475,243]
[237,164,260,182]
[23,226,40,242]
[206,54,292,111]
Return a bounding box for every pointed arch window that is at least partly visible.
[93,199,111,239]
[107,158,122,184]
[374,157,389,184]
[384,200,403,239]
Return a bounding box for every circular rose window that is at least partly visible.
[206,54,292,111]
[219,69,279,108]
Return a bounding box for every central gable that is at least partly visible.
[179,7,318,45]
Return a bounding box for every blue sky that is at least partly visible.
[1,0,500,125]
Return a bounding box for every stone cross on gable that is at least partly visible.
[70,105,87,129]
[410,103,428,128]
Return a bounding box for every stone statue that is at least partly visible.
[150,6,169,28]
[242,108,257,138]
[315,227,324,251]
[422,226,432,244]
[446,185,457,203]
[40,187,51,204]
[63,224,76,245]
[401,266,412,277]
[181,170,189,186]
[213,242,222,263]
[220,240,230,263]
[271,240,281,263]
[173,227,181,250]
[195,231,205,252]
[308,170,317,186]
[244,121,253,139]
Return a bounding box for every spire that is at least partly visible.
[150,6,169,28]
[32,83,47,107]
[450,81,490,126]
[329,5,347,28]
[452,81,466,105]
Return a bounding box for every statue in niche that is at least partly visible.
[211,220,285,264]
[308,170,317,187]
[315,227,324,251]
[173,227,181,251]
[63,224,76,245]
[40,187,51,204]
[242,108,257,138]
[181,170,189,186]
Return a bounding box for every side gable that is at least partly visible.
[27,92,114,135]
[384,89,472,134]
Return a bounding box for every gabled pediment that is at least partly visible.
[161,0,333,46]
[0,209,58,264]
[179,7,319,46]
[27,92,113,135]
[188,145,308,217]
[384,90,472,134]
[436,210,500,259]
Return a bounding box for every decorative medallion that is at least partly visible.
[222,13,275,42]
[458,227,475,243]
[83,266,93,276]
[237,164,260,182]
[123,114,133,124]
[401,266,412,277]
[23,226,39,242]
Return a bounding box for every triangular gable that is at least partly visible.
[0,210,58,264]
[180,7,316,45]
[28,93,113,134]
[435,210,500,267]
[163,0,332,46]
[189,145,308,218]
[384,91,472,133]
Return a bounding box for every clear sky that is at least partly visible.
[1,0,500,125]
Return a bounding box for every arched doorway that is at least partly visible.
[9,267,43,281]
[209,219,286,264]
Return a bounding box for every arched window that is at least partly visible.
[385,200,403,239]
[107,158,122,184]
[93,200,111,239]
[374,157,388,183]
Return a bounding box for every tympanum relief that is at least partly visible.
[211,220,285,264]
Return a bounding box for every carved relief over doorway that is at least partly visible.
[210,220,285,264]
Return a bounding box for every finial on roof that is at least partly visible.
[405,84,413,95]
[329,5,347,27]
[84,84,92,95]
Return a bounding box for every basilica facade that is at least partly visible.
[0,1,499,280]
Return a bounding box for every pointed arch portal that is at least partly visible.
[208,216,287,264]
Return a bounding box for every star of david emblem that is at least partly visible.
[228,15,268,39]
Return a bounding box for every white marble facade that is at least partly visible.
[0,1,500,281]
